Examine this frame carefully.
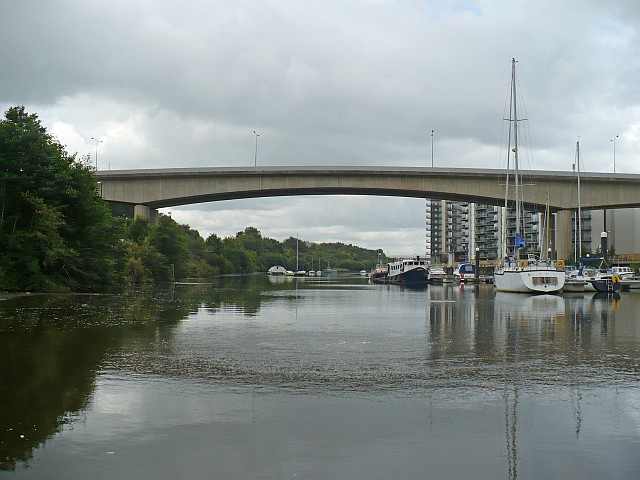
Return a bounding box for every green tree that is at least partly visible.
[147,214,191,281]
[221,236,258,273]
[128,217,151,243]
[0,106,126,291]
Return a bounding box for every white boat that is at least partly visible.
[428,266,448,284]
[495,256,565,293]
[453,262,477,283]
[493,59,565,294]
[359,269,368,276]
[386,256,429,284]
[611,265,640,291]
[267,265,287,275]
[563,278,588,293]
[611,266,637,280]
[321,264,335,276]
[621,278,640,290]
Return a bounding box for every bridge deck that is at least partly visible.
[96,166,640,211]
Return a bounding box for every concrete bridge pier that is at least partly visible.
[134,204,158,225]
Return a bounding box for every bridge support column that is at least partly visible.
[134,204,158,226]
[555,210,572,261]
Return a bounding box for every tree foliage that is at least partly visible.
[121,221,385,283]
[0,106,126,291]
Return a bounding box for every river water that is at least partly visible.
[1,275,639,479]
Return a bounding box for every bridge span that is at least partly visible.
[96,166,640,260]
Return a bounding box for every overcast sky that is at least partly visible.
[2,0,639,255]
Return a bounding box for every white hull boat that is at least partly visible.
[494,259,565,294]
[493,59,565,294]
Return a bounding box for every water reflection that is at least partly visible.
[504,385,519,480]
[1,279,639,477]
[0,288,196,471]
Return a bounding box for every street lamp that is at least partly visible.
[253,130,259,167]
[611,134,619,173]
[431,129,434,168]
[91,137,103,171]
[475,246,480,272]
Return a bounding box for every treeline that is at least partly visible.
[125,222,383,283]
[0,106,383,292]
[0,107,126,292]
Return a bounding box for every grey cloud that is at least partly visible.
[2,0,640,249]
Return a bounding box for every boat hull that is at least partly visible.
[589,277,621,293]
[369,264,389,284]
[384,257,429,285]
[494,269,565,294]
[388,267,429,284]
[563,279,587,292]
[267,265,287,276]
[621,279,640,290]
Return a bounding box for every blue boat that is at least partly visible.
[454,262,477,283]
[386,257,429,284]
[589,274,622,293]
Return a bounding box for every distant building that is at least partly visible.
[426,201,546,263]
[425,199,444,263]
[426,201,640,264]
[475,203,500,261]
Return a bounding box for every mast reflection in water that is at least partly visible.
[1,278,638,479]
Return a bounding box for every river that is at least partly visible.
[1,275,639,479]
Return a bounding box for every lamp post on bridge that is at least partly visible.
[91,137,103,171]
[611,134,619,173]
[431,129,434,168]
[253,130,259,167]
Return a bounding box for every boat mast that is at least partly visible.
[511,58,521,261]
[501,65,513,261]
[546,190,550,259]
[576,141,582,263]
[574,207,578,264]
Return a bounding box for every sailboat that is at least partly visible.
[564,141,590,292]
[493,59,566,294]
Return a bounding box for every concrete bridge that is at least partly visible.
[96,166,640,259]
